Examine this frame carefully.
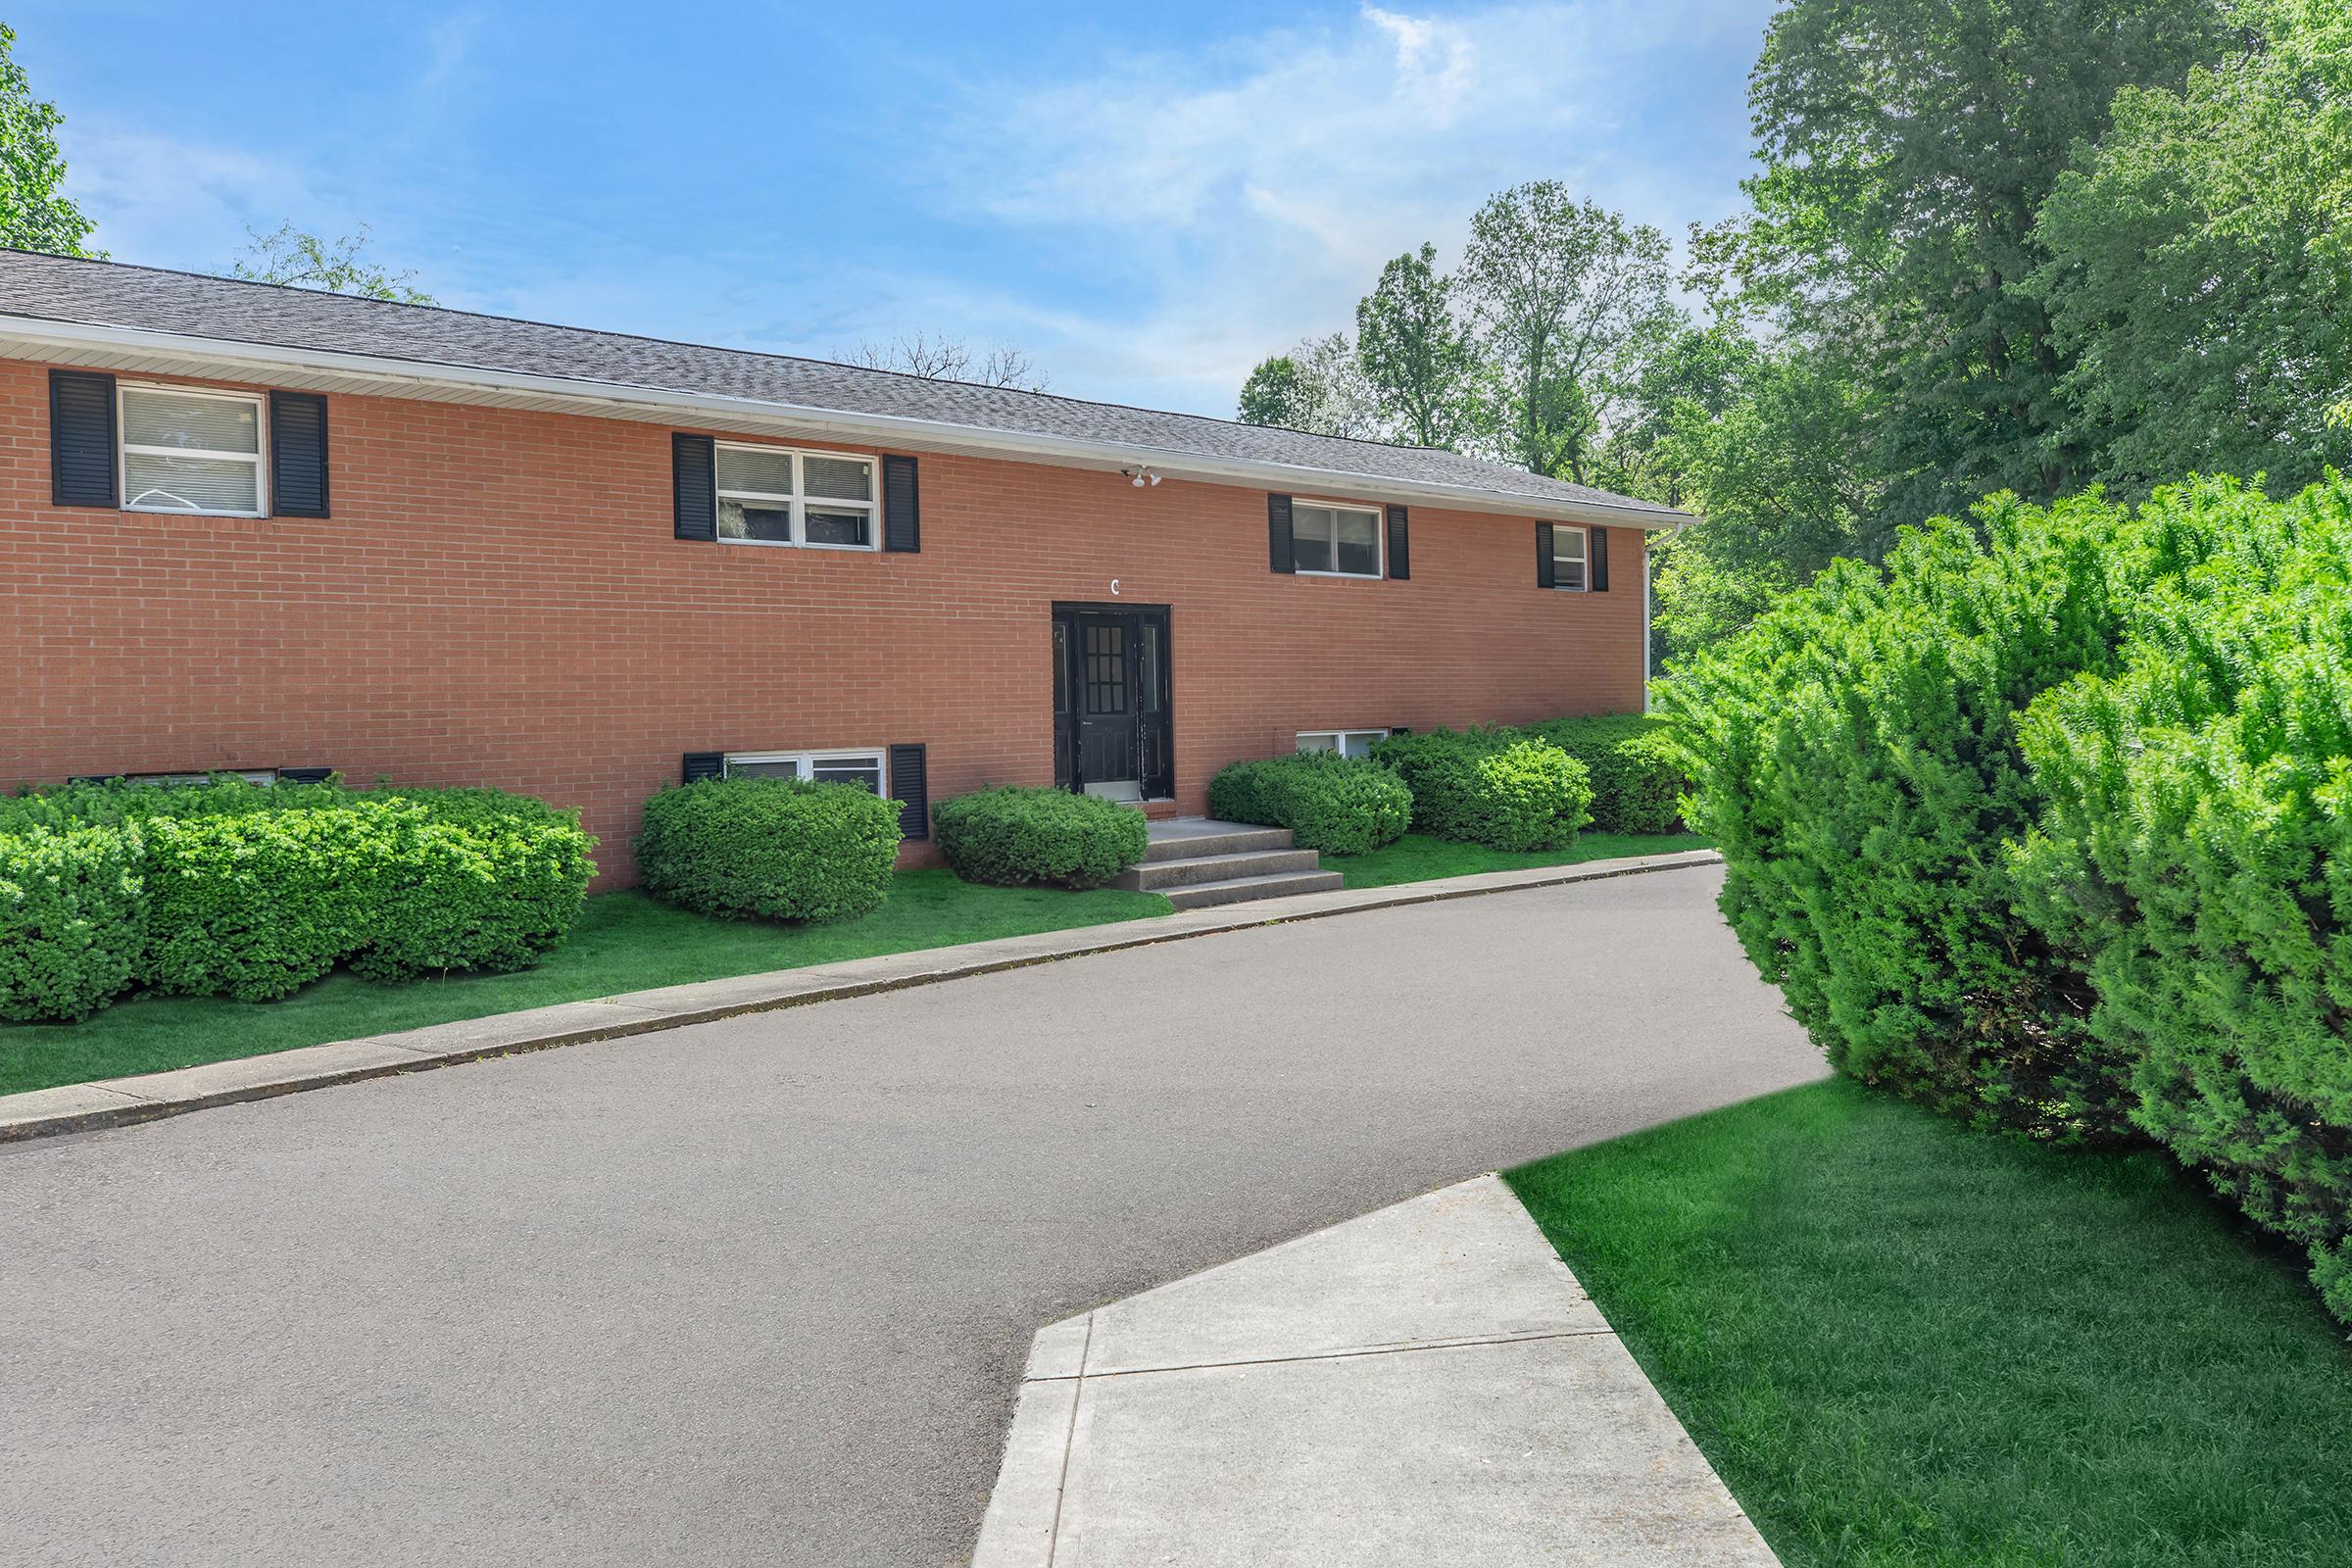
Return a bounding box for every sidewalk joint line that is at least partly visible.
[1044,1312,1091,1567]
[1056,1325,1615,1383]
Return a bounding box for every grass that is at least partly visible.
[0,870,1167,1097]
[1324,829,1707,888]
[1506,1079,2352,1568]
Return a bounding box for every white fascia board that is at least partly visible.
[0,316,1692,530]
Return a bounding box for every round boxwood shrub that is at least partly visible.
[636,776,901,923]
[1462,739,1593,852]
[0,821,146,1022]
[1518,714,1685,834]
[1206,753,1410,856]
[1370,727,1592,851]
[933,786,1148,888]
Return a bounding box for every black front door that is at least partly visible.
[1054,604,1172,801]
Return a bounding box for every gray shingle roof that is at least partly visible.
[0,249,1683,519]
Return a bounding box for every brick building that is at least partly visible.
[0,251,1687,886]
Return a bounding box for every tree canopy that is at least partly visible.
[0,24,96,257]
[231,223,434,304]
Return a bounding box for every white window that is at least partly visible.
[1298,729,1391,760]
[1292,500,1382,577]
[716,443,878,550]
[119,385,267,517]
[1550,525,1589,592]
[83,769,280,787]
[722,749,888,795]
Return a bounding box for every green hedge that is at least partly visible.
[0,778,597,1017]
[0,823,145,1022]
[1369,727,1592,851]
[933,786,1148,888]
[1206,753,1411,856]
[1658,472,2352,1325]
[1518,715,1685,834]
[636,776,901,923]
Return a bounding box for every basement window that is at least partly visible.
[1298,729,1391,760]
[716,443,878,550]
[723,750,888,795]
[1292,500,1382,577]
[119,384,267,517]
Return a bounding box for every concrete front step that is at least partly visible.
[1115,849,1323,892]
[1159,869,1347,910]
[1141,821,1295,863]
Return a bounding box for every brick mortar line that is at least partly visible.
[0,851,1722,1146]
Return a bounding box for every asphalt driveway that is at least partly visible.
[0,865,1821,1567]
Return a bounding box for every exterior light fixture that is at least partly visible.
[1121,466,1162,488]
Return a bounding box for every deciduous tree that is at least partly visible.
[0,24,96,258]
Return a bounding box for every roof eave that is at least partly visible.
[0,315,1693,529]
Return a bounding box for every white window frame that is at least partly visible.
[1291,497,1385,580]
[721,749,890,796]
[118,382,270,519]
[1298,729,1391,760]
[715,441,881,552]
[1550,524,1591,593]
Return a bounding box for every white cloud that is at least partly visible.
[61,122,312,270]
[420,11,486,95]
[904,0,1769,412]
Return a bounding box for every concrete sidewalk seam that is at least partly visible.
[1029,1324,1618,1383]
[0,848,1722,1146]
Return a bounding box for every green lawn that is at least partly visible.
[1324,829,1706,888]
[0,871,1167,1097]
[1506,1079,2352,1568]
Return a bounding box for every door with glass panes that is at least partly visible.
[1053,605,1172,802]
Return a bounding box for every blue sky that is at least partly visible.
[14,1,1776,416]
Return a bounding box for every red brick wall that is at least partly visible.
[1,359,1647,887]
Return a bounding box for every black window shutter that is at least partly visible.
[277,765,334,784]
[1536,522,1556,589]
[50,369,117,508]
[1386,505,1410,580]
[673,433,716,541]
[270,392,330,518]
[1267,494,1295,573]
[890,744,929,840]
[682,752,725,783]
[883,455,920,553]
[1591,526,1611,592]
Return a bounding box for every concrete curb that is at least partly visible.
[971,1174,1779,1566]
[0,848,1722,1146]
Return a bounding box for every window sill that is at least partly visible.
[122,506,269,521]
[716,537,880,554]
[1295,568,1385,581]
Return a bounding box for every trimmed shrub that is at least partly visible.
[0,777,598,1015]
[1656,492,2150,1141]
[636,776,901,923]
[1370,726,1592,851]
[1519,714,1685,834]
[933,786,1148,888]
[0,823,145,1021]
[2010,474,2352,1323]
[1464,740,1593,852]
[1660,471,2352,1325]
[1206,753,1411,856]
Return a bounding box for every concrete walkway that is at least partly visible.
[0,846,1721,1142]
[976,1175,1778,1567]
